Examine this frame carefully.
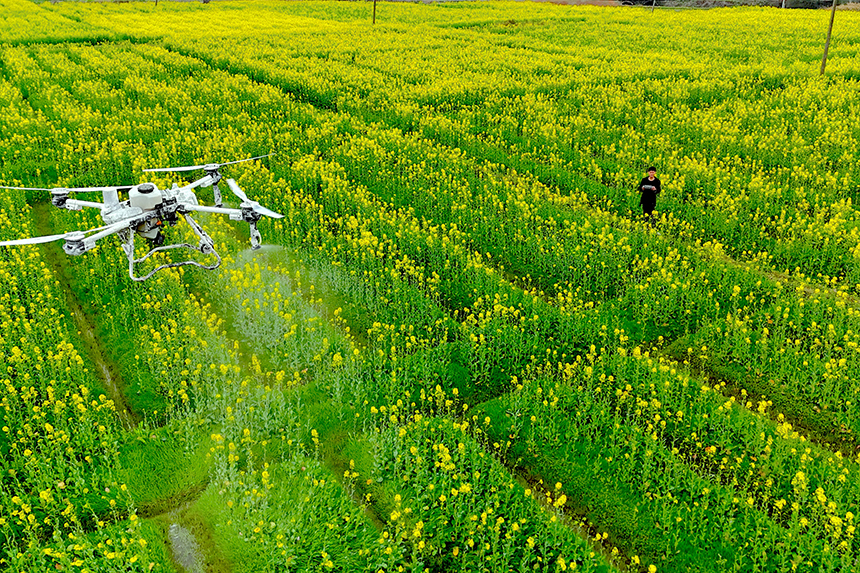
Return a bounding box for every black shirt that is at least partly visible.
[638,176,661,205]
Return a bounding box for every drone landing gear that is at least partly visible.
[205,169,224,208]
[249,221,262,250]
[123,214,222,282]
[212,182,223,208]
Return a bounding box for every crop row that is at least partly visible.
[0,189,167,569]
[70,1,860,291]
[0,40,623,569]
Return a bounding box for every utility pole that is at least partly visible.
[821,0,838,75]
[373,0,377,24]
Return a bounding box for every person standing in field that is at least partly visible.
[638,167,661,225]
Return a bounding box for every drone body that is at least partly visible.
[0,155,282,281]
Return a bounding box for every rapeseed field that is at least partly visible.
[1,1,860,571]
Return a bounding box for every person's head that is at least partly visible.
[647,167,657,176]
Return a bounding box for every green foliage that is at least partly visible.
[3,2,860,571]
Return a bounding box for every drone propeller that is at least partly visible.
[226,179,283,219]
[225,178,250,203]
[0,232,83,247]
[0,185,133,194]
[143,153,275,174]
[0,220,118,248]
[0,185,58,192]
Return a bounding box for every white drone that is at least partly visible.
[0,154,282,281]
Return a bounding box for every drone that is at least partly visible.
[0,154,283,281]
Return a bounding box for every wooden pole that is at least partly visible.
[820,0,838,75]
[373,0,377,24]
[651,0,656,12]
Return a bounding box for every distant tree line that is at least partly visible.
[622,0,851,7]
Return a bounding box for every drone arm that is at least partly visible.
[64,198,105,211]
[63,221,130,255]
[87,221,129,242]
[185,175,215,191]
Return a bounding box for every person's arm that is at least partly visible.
[639,178,656,193]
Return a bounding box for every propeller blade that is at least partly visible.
[143,164,205,173]
[218,153,276,168]
[0,233,75,246]
[143,153,275,174]
[226,179,249,202]
[248,202,284,219]
[0,185,55,191]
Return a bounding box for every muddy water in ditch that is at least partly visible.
[168,521,206,573]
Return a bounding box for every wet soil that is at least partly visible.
[168,521,206,573]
